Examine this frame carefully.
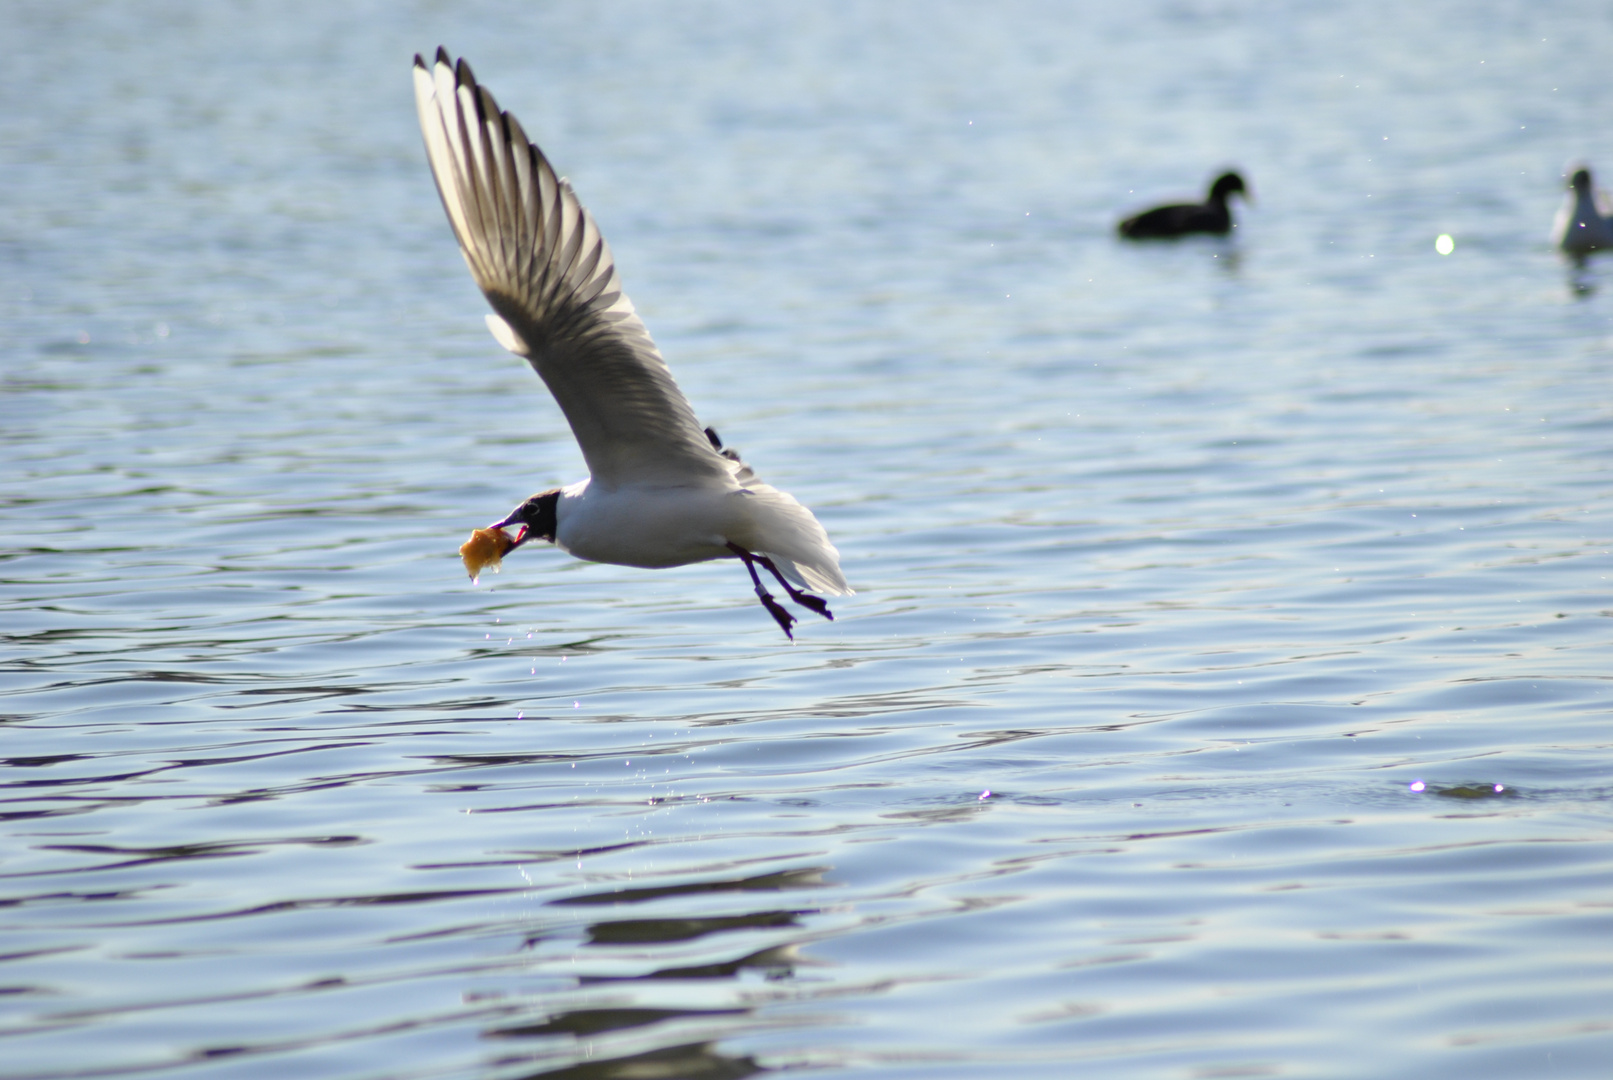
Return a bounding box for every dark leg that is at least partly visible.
[754,554,834,621]
[726,542,796,639]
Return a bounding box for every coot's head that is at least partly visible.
[1570,167,1593,193]
[1209,171,1248,203]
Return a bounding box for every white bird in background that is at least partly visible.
[413,49,849,638]
[1552,165,1613,257]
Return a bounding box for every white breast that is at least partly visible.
[554,481,741,569]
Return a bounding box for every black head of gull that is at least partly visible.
[495,489,560,550]
[1553,165,1613,257]
[1117,171,1248,240]
[414,49,851,639]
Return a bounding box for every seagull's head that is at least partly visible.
[493,489,560,550]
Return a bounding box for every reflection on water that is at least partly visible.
[477,866,829,1076]
[583,911,803,947]
[1565,257,1598,298]
[490,1009,749,1041]
[555,868,828,909]
[503,1042,762,1080]
[6,1,1613,1078]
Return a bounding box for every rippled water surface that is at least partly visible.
[5,2,1613,1077]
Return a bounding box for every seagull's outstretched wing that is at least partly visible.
[413,49,728,490]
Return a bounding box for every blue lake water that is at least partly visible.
[4,2,1613,1077]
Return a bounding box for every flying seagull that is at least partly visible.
[412,49,849,638]
[1552,166,1613,257]
[1117,171,1248,239]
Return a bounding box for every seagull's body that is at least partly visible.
[1552,167,1613,257]
[1118,171,1248,240]
[413,49,848,637]
[551,468,828,576]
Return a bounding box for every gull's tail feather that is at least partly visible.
[770,551,852,597]
[742,482,851,597]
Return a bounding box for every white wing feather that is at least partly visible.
[412,49,728,490]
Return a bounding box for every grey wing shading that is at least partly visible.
[413,49,729,490]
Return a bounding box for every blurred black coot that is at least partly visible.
[1118,171,1248,239]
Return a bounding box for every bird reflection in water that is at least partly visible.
[1210,248,1243,276]
[479,867,829,1078]
[1567,264,1596,300]
[485,1039,762,1080]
